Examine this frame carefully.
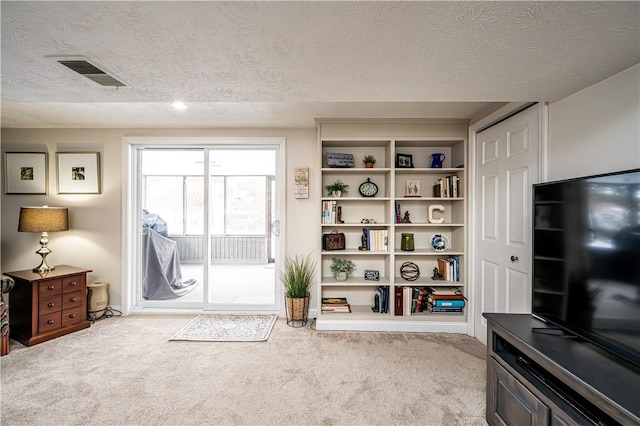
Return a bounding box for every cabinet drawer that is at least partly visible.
[39,311,62,333]
[39,296,62,315]
[63,290,84,309]
[62,275,83,293]
[62,307,84,326]
[38,279,62,298]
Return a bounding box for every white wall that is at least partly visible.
[1,127,317,312]
[548,64,640,181]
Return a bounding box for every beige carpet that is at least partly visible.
[1,314,487,425]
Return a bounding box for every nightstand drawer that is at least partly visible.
[39,311,62,333]
[62,275,83,293]
[63,290,83,309]
[38,279,62,298]
[39,296,62,315]
[62,307,84,326]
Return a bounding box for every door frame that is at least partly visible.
[120,136,286,315]
[467,102,549,340]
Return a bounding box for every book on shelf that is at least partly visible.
[431,299,465,308]
[321,297,351,313]
[426,286,462,295]
[394,286,403,316]
[395,201,401,224]
[428,306,464,313]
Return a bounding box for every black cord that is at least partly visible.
[87,306,122,322]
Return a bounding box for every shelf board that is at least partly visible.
[394,223,464,227]
[321,223,392,227]
[321,250,391,255]
[394,277,464,287]
[321,197,391,201]
[394,249,464,256]
[395,167,464,174]
[322,167,391,174]
[321,276,391,286]
[395,197,464,201]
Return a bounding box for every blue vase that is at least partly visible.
[430,153,445,168]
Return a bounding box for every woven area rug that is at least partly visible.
[170,314,277,342]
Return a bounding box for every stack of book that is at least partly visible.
[426,286,465,313]
[321,297,351,313]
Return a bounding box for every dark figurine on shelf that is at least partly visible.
[402,211,411,223]
[431,267,444,280]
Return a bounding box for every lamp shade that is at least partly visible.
[18,207,69,233]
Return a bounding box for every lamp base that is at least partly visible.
[33,243,55,274]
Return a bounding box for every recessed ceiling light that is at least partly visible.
[172,101,187,110]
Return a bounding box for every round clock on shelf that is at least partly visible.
[358,178,378,197]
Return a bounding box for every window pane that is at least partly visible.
[226,176,265,234]
[144,176,184,235]
[210,177,225,234]
[185,177,203,235]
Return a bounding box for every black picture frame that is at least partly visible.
[396,153,414,168]
[364,270,380,281]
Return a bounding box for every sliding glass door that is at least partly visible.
[130,140,281,312]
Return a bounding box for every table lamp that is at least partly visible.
[18,206,69,273]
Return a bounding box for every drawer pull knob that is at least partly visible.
[48,285,55,290]
[69,314,76,319]
[47,320,55,325]
[69,281,77,286]
[70,298,77,302]
[48,303,55,307]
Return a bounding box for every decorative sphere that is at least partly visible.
[400,261,420,281]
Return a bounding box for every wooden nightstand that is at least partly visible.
[4,265,92,346]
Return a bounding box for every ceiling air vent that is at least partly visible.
[57,60,126,87]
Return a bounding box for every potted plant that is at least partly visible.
[280,253,316,327]
[325,179,349,197]
[363,155,376,168]
[330,257,355,282]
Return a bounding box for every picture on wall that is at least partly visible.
[56,152,101,194]
[4,152,48,194]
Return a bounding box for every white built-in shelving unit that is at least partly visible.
[316,119,468,332]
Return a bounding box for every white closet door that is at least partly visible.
[474,105,540,344]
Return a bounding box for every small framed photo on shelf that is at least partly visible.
[395,153,413,168]
[405,180,421,197]
[364,270,380,281]
[4,152,48,194]
[56,152,101,194]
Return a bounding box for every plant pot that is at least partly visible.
[365,163,374,168]
[332,191,342,198]
[285,294,310,327]
[335,271,347,282]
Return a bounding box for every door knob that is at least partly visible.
[510,256,519,262]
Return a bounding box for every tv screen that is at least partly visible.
[532,169,640,367]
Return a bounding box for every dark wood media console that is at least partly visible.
[484,313,639,425]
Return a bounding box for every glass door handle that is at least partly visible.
[271,219,280,237]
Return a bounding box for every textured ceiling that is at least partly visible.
[1,1,639,128]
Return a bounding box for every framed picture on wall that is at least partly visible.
[56,152,101,194]
[4,152,48,194]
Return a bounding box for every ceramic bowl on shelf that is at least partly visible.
[430,233,449,251]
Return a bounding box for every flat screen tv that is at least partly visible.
[532,168,640,368]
